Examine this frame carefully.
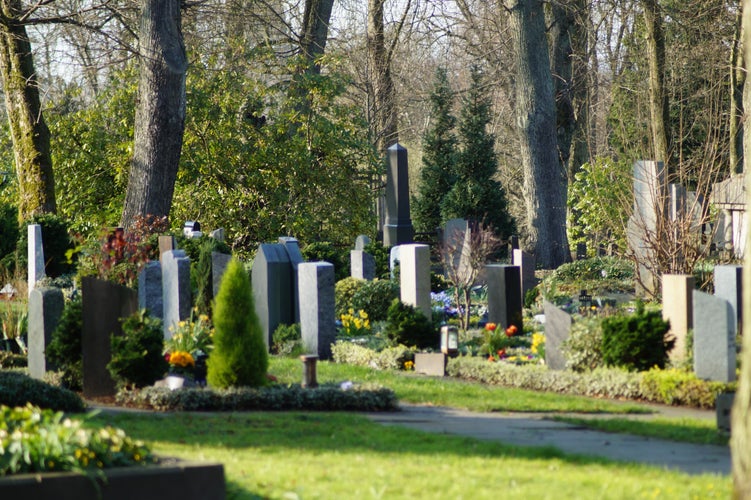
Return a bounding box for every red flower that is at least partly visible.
[497,349,506,358]
[505,325,518,337]
[164,352,171,362]
[485,323,497,332]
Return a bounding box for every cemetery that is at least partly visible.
[0,151,741,497]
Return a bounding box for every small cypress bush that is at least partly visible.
[601,302,674,372]
[107,310,167,389]
[384,299,437,349]
[208,258,268,388]
[46,297,84,390]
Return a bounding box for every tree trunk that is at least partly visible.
[0,0,56,222]
[505,0,570,269]
[368,0,399,154]
[731,3,745,175]
[549,1,575,175]
[568,0,592,180]
[642,0,670,172]
[121,0,187,228]
[300,0,334,74]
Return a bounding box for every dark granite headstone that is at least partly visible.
[211,252,233,298]
[486,264,522,333]
[299,262,336,360]
[714,265,742,336]
[383,143,414,246]
[138,261,162,319]
[252,244,293,350]
[27,287,65,379]
[543,300,572,370]
[82,277,138,398]
[279,236,305,323]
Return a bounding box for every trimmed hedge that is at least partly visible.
[0,371,86,412]
[331,341,414,370]
[115,383,398,412]
[446,356,731,409]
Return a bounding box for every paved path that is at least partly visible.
[366,404,730,476]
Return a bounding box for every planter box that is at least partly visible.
[414,352,446,377]
[0,460,225,500]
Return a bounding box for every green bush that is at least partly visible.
[384,299,437,349]
[107,310,167,389]
[541,256,634,297]
[601,303,674,372]
[115,383,398,412]
[0,372,85,412]
[301,241,349,281]
[46,297,83,390]
[0,404,154,476]
[351,278,399,322]
[335,277,366,317]
[331,340,415,370]
[0,201,18,262]
[561,316,604,372]
[208,258,268,388]
[16,213,76,279]
[363,242,391,279]
[0,351,26,368]
[639,367,728,408]
[272,323,303,356]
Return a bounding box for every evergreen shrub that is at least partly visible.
[335,277,366,317]
[384,299,437,349]
[16,213,75,278]
[272,323,303,356]
[46,297,84,390]
[208,258,268,388]
[0,372,85,412]
[601,302,674,372]
[301,241,349,281]
[107,310,167,389]
[350,279,399,321]
[561,316,604,372]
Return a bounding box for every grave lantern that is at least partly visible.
[183,221,202,238]
[440,325,459,357]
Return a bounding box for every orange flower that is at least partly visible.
[505,325,518,337]
[497,349,506,358]
[487,355,495,362]
[485,323,497,332]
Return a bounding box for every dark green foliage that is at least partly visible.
[440,66,515,245]
[208,258,268,388]
[115,383,398,412]
[335,277,366,317]
[0,371,85,412]
[601,303,674,372]
[384,299,437,349]
[176,233,232,263]
[363,242,391,279]
[431,273,450,293]
[16,213,75,278]
[524,286,539,309]
[0,201,18,262]
[350,279,399,322]
[561,316,604,372]
[193,238,226,318]
[46,297,83,390]
[107,310,167,389]
[542,257,635,297]
[301,241,349,281]
[412,67,458,235]
[272,323,303,356]
[0,351,26,368]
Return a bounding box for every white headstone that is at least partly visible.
[399,244,431,320]
[27,224,45,297]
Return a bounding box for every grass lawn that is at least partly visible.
[94,411,730,500]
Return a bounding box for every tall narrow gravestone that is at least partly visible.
[279,236,305,323]
[211,252,233,298]
[27,224,45,297]
[161,250,191,339]
[252,244,293,350]
[662,274,694,363]
[693,291,736,383]
[486,264,522,333]
[512,249,537,301]
[714,265,742,335]
[299,262,336,360]
[27,287,64,379]
[399,244,431,320]
[543,301,571,370]
[351,250,375,280]
[383,143,414,247]
[138,261,162,319]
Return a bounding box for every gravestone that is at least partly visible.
[81,277,138,398]
[27,224,45,297]
[714,265,742,335]
[693,290,735,383]
[183,220,202,238]
[662,274,694,363]
[512,249,537,301]
[279,236,305,323]
[161,249,192,339]
[252,244,293,350]
[543,301,571,370]
[299,262,336,360]
[209,228,225,242]
[211,252,233,298]
[158,235,175,257]
[355,235,371,251]
[443,218,471,278]
[486,264,523,333]
[389,245,401,278]
[399,244,432,320]
[350,250,375,280]
[383,143,414,247]
[710,174,745,258]
[138,261,163,319]
[27,287,65,379]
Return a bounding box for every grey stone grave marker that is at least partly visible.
[383,143,414,247]
[82,277,138,398]
[389,245,400,278]
[27,287,65,379]
[512,249,537,302]
[355,235,371,251]
[27,224,45,297]
[693,290,736,383]
[162,249,191,339]
[279,236,305,323]
[212,252,233,298]
[138,261,163,319]
[486,264,523,333]
[543,300,572,370]
[209,228,225,242]
[252,244,293,350]
[299,262,336,360]
[399,244,432,320]
[350,250,375,280]
[714,264,742,335]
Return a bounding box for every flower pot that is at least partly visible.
[166,375,187,390]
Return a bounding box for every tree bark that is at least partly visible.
[121,0,187,228]
[549,1,575,175]
[300,0,334,74]
[731,3,745,175]
[567,0,592,180]
[642,0,670,172]
[505,0,570,268]
[367,0,398,154]
[0,0,56,222]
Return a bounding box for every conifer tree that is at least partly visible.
[441,65,515,245]
[411,67,458,234]
[207,258,268,388]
